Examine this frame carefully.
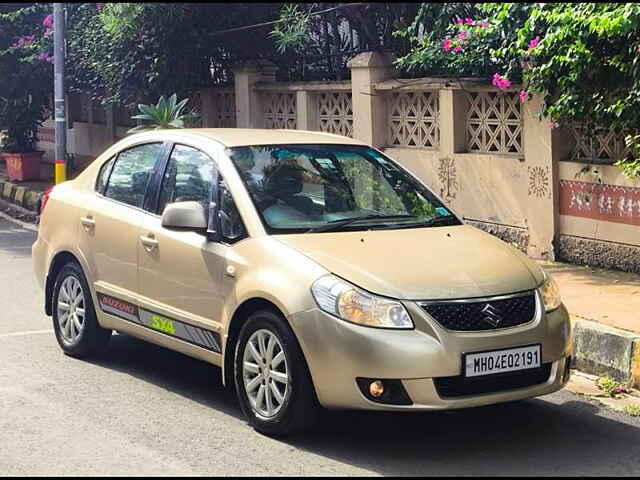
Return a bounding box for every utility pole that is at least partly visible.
[53,3,66,184]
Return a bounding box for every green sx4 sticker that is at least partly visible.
[150,314,176,335]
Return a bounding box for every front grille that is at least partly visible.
[418,292,536,331]
[434,363,552,398]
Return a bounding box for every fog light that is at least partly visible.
[369,380,385,398]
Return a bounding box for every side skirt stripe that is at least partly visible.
[97,293,221,353]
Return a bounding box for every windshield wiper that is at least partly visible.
[306,214,418,233]
[371,214,460,230]
[422,214,459,227]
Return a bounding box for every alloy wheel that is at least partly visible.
[56,275,86,344]
[242,329,290,418]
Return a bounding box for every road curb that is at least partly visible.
[0,180,43,213]
[571,316,640,387]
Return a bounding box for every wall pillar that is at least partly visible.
[522,93,564,260]
[439,89,468,156]
[199,88,214,127]
[347,52,396,147]
[296,90,319,131]
[106,104,116,143]
[232,60,277,128]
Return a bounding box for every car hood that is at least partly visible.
[273,225,543,300]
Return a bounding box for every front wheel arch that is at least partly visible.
[224,298,285,390]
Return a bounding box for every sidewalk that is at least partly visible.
[539,260,640,334]
[538,260,640,386]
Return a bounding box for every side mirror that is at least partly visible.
[161,201,207,232]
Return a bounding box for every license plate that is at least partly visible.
[464,344,541,377]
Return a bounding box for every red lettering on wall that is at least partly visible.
[559,180,640,227]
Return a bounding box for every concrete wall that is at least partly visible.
[557,161,640,273]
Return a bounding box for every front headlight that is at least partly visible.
[311,275,414,329]
[539,273,562,312]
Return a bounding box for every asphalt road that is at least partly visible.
[2,215,640,476]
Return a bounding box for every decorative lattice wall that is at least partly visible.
[264,92,297,129]
[466,91,522,154]
[318,92,353,137]
[388,91,439,148]
[210,90,236,128]
[570,125,631,163]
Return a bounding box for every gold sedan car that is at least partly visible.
[33,129,572,436]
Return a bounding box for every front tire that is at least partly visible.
[52,261,111,357]
[234,309,320,437]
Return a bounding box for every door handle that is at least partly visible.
[140,234,159,252]
[80,216,95,231]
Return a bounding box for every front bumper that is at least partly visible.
[288,295,572,411]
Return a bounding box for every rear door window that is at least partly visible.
[156,144,216,215]
[103,143,163,209]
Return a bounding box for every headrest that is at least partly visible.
[230,148,255,172]
[264,164,303,197]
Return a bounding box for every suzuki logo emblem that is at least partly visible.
[481,303,503,327]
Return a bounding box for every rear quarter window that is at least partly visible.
[95,156,116,194]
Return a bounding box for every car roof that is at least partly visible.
[149,128,369,148]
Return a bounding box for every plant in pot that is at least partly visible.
[0,5,54,181]
[127,93,200,133]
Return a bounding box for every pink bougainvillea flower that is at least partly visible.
[43,13,53,28]
[95,3,105,11]
[455,17,464,25]
[453,45,463,52]
[548,122,558,129]
[478,21,490,29]
[457,30,468,41]
[442,38,453,51]
[465,17,474,25]
[12,34,36,49]
[44,27,53,37]
[519,90,529,101]
[492,73,511,91]
[528,36,541,50]
[36,52,48,61]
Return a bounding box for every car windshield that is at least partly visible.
[225,144,461,234]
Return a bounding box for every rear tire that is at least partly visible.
[234,309,320,437]
[52,261,111,358]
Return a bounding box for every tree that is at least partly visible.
[0,3,53,152]
[271,3,420,80]
[66,3,285,107]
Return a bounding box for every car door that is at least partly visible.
[136,143,246,355]
[80,142,166,308]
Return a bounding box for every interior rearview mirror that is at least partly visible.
[161,201,208,232]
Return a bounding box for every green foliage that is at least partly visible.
[0,4,53,152]
[395,3,640,177]
[271,3,419,80]
[128,94,199,133]
[624,404,640,416]
[615,134,640,179]
[596,375,630,397]
[66,3,284,108]
[271,4,311,54]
